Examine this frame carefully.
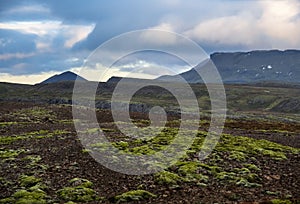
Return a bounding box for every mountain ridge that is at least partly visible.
[38,49,300,85]
[158,49,300,84]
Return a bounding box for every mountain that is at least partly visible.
[158,50,300,84]
[40,71,87,84]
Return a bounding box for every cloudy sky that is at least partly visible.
[1,0,300,84]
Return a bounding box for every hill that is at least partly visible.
[40,71,87,84]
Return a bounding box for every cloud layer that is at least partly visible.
[0,0,299,84]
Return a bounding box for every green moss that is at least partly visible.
[216,171,237,180]
[235,178,262,188]
[12,189,47,204]
[0,177,12,187]
[0,122,17,127]
[101,128,116,132]
[23,155,42,163]
[69,178,93,188]
[154,171,184,185]
[215,167,261,187]
[233,167,251,174]
[20,175,41,188]
[0,149,25,159]
[176,161,209,182]
[261,149,287,160]
[0,130,70,145]
[216,134,298,160]
[130,145,156,155]
[265,191,279,195]
[112,190,156,203]
[198,163,222,175]
[86,128,99,134]
[125,127,180,155]
[243,164,261,171]
[90,126,189,156]
[177,161,199,175]
[113,141,129,151]
[0,135,27,145]
[9,107,56,122]
[28,183,47,192]
[57,186,98,202]
[57,178,98,202]
[81,149,91,153]
[22,155,44,169]
[208,152,224,163]
[228,151,246,161]
[0,197,15,204]
[271,199,292,204]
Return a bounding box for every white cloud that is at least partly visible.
[12,63,29,70]
[70,63,158,82]
[184,0,300,49]
[63,24,95,48]
[258,0,300,47]
[0,52,35,60]
[139,23,178,46]
[0,21,61,36]
[70,60,187,82]
[5,4,51,14]
[0,71,62,85]
[185,14,261,47]
[36,42,51,51]
[0,21,95,50]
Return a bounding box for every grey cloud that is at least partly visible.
[0,29,37,54]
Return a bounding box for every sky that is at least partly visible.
[0,0,300,84]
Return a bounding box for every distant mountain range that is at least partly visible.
[158,50,300,84]
[40,71,87,84]
[39,50,300,84]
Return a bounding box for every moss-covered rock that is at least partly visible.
[112,190,156,203]
[8,188,47,204]
[154,171,184,185]
[20,175,42,188]
[57,178,99,202]
[216,134,298,160]
[229,151,246,161]
[271,199,292,204]
[69,178,93,188]
[57,186,98,202]
[0,149,25,159]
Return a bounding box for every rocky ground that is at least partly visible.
[0,102,299,203]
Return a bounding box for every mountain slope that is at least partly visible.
[158,50,300,83]
[40,71,87,84]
